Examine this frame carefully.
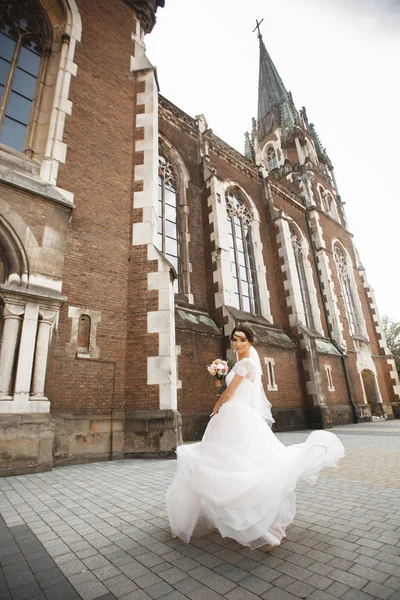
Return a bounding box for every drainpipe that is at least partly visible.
[303,205,358,423]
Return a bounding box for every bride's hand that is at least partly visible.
[211,399,223,416]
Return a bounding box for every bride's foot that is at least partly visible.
[263,544,276,553]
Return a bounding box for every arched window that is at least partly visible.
[0,255,6,284]
[226,191,260,314]
[290,228,315,329]
[318,187,329,212]
[334,244,360,336]
[327,192,340,221]
[267,146,278,171]
[77,314,91,355]
[0,1,48,152]
[157,151,179,292]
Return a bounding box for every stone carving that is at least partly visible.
[334,245,349,279]
[158,153,176,186]
[290,229,305,257]
[225,193,252,227]
[124,0,165,33]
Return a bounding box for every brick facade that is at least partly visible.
[0,0,398,475]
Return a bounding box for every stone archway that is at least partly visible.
[361,369,383,417]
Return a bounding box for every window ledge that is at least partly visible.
[76,351,92,360]
[0,283,66,305]
[267,384,278,392]
[351,334,369,343]
[0,145,41,176]
[0,151,74,210]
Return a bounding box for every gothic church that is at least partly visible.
[0,0,399,475]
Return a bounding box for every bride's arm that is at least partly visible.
[211,374,244,416]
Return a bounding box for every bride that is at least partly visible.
[166,325,345,551]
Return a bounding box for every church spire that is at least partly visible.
[257,29,297,141]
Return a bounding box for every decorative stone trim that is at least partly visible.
[203,165,236,311]
[0,287,63,413]
[324,364,335,391]
[31,308,57,399]
[332,238,368,341]
[0,161,74,208]
[264,357,278,391]
[0,302,25,400]
[204,131,259,180]
[276,215,322,333]
[354,340,383,404]
[147,248,178,410]
[203,159,273,323]
[66,306,101,359]
[300,337,326,407]
[131,31,177,414]
[39,0,82,188]
[308,210,345,347]
[159,134,193,303]
[159,96,197,137]
[0,199,71,295]
[387,358,400,398]
[358,264,400,400]
[123,0,165,34]
[223,181,273,322]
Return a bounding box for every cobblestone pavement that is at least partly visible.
[1,421,399,600]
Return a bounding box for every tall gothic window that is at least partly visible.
[291,228,315,329]
[157,152,179,292]
[318,187,329,212]
[334,244,359,336]
[226,191,260,314]
[0,1,47,152]
[267,146,278,171]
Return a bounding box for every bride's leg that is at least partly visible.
[274,523,287,540]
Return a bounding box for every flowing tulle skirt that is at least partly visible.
[166,396,344,549]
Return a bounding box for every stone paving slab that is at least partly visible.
[0,421,399,600]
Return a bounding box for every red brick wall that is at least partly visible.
[253,346,304,409]
[0,184,70,251]
[176,330,222,414]
[319,355,349,406]
[47,0,136,413]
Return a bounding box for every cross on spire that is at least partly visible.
[252,18,264,39]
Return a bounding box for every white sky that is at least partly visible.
[146,0,400,321]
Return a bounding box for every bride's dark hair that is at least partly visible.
[230,325,256,344]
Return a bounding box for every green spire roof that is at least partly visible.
[280,96,297,130]
[310,123,329,163]
[244,132,254,161]
[257,33,296,140]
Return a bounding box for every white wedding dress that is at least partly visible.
[166,356,345,549]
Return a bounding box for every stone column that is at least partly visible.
[0,303,25,400]
[31,309,56,400]
[13,302,40,407]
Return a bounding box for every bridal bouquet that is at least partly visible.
[207,359,234,396]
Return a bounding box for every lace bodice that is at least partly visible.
[226,358,257,387]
